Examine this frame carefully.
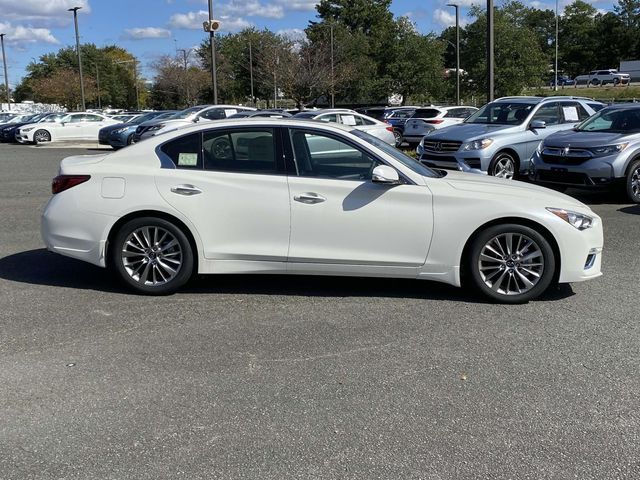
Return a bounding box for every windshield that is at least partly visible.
[169,106,204,120]
[575,108,640,133]
[293,112,318,119]
[465,102,535,125]
[352,130,441,178]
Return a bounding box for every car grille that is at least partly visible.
[420,154,457,164]
[423,140,462,153]
[541,147,592,166]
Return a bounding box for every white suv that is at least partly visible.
[575,69,630,87]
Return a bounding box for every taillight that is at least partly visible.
[52,175,91,194]
[425,119,445,124]
[386,126,394,132]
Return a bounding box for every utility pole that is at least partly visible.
[249,41,255,107]
[95,64,101,109]
[0,33,10,109]
[330,24,335,109]
[486,0,494,102]
[207,0,218,104]
[68,7,86,111]
[447,4,460,106]
[554,0,559,92]
[274,54,278,109]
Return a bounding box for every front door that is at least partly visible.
[154,128,291,262]
[286,128,433,269]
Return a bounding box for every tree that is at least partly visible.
[559,1,600,76]
[148,55,209,109]
[29,69,97,109]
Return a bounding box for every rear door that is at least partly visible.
[154,128,291,264]
[81,114,111,140]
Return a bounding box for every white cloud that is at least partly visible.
[0,0,91,26]
[220,0,284,19]
[433,9,457,27]
[0,22,59,46]
[169,10,251,32]
[277,28,307,41]
[123,27,172,40]
[273,0,318,11]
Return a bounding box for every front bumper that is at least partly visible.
[555,216,604,284]
[529,150,622,188]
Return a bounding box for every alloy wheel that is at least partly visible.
[121,226,183,286]
[34,130,51,143]
[478,232,544,296]
[631,166,640,199]
[492,155,516,180]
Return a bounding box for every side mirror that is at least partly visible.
[530,120,546,130]
[372,165,401,185]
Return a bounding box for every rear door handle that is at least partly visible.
[294,192,326,204]
[171,184,202,196]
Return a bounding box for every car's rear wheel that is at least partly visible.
[111,217,194,295]
[489,152,518,180]
[626,159,640,204]
[591,79,600,86]
[467,224,556,303]
[34,129,51,144]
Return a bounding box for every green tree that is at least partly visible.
[559,1,599,76]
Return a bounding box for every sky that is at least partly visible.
[0,0,615,88]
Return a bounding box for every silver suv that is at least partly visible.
[530,103,640,203]
[416,96,604,179]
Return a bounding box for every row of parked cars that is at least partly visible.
[411,96,640,203]
[549,69,631,87]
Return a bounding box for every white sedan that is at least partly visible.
[17,112,118,144]
[41,119,603,303]
[293,109,396,146]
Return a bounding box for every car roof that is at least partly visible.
[601,102,640,110]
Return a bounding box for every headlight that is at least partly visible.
[147,125,163,131]
[21,127,34,132]
[113,128,128,135]
[462,138,493,151]
[590,143,628,155]
[536,141,544,154]
[416,138,425,155]
[547,207,594,230]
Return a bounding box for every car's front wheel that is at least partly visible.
[626,159,640,204]
[489,152,518,180]
[392,130,403,147]
[33,129,51,144]
[467,224,556,303]
[111,217,194,295]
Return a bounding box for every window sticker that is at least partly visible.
[563,106,579,122]
[178,152,198,166]
[224,109,238,117]
[341,115,357,126]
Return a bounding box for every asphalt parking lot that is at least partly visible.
[1,143,639,479]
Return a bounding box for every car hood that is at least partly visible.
[101,122,130,133]
[544,129,636,147]
[441,170,589,209]
[426,122,520,141]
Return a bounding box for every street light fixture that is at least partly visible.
[0,33,10,109]
[446,3,460,106]
[68,7,86,111]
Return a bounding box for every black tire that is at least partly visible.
[489,151,518,180]
[393,130,403,147]
[126,133,135,145]
[613,78,621,86]
[33,129,51,144]
[110,217,194,295]
[626,159,640,204]
[591,79,600,87]
[466,224,556,304]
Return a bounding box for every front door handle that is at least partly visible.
[294,192,326,204]
[171,184,202,196]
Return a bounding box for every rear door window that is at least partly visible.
[413,109,441,119]
[160,133,203,169]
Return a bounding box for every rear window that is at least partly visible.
[588,103,605,112]
[413,109,441,119]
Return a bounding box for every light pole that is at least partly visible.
[177,48,191,106]
[330,23,335,109]
[447,3,460,106]
[115,59,140,110]
[554,0,559,92]
[0,33,10,109]
[68,7,86,111]
[486,0,494,102]
[249,41,255,107]
[95,64,101,109]
[206,0,218,104]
